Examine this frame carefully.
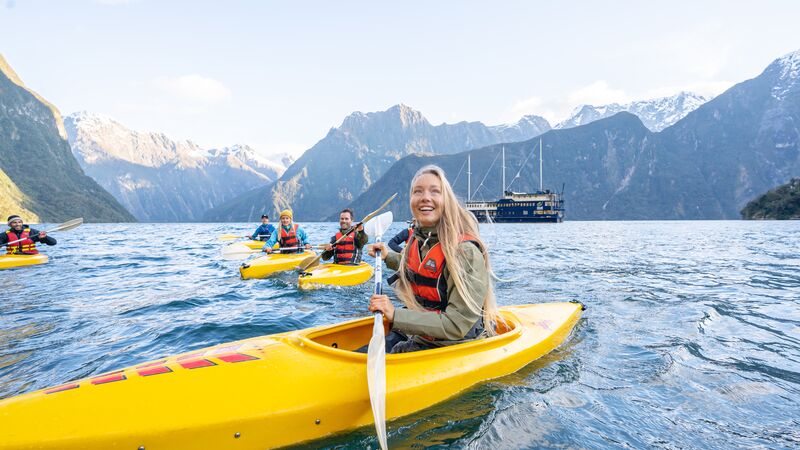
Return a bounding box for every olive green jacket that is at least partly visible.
[385,226,489,346]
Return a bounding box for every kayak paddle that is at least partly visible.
[1,217,83,248]
[296,193,397,272]
[221,243,324,261]
[218,234,271,242]
[364,211,393,450]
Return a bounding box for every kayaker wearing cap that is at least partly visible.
[0,215,57,254]
[321,208,368,265]
[251,214,275,242]
[261,209,311,254]
[368,165,499,353]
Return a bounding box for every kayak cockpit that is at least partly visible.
[300,312,522,357]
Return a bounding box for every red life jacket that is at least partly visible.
[333,230,359,264]
[279,223,301,252]
[404,233,479,312]
[5,227,38,255]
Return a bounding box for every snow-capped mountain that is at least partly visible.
[205,104,551,221]
[556,92,709,131]
[65,112,291,222]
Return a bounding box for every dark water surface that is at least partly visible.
[1,221,798,449]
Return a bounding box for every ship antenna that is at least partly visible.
[501,145,506,196]
[539,138,543,192]
[467,154,471,202]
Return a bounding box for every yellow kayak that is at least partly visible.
[299,262,374,289]
[239,250,315,279]
[0,253,49,270]
[0,302,583,450]
[242,240,267,250]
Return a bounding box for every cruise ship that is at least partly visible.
[465,139,564,223]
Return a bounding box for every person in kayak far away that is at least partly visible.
[261,209,312,254]
[251,214,275,241]
[321,208,368,265]
[1,215,57,254]
[368,165,499,353]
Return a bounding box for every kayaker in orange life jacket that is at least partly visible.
[321,208,368,265]
[261,209,312,254]
[0,215,57,254]
[368,165,499,354]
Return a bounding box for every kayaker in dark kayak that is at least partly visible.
[368,165,499,353]
[321,208,368,264]
[1,215,57,255]
[251,214,275,241]
[261,209,311,254]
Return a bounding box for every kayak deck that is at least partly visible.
[0,253,49,270]
[0,302,583,449]
[239,250,315,279]
[298,262,374,289]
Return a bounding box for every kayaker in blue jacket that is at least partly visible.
[1,215,57,254]
[387,220,414,252]
[262,209,312,254]
[251,214,275,241]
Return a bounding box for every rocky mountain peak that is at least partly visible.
[769,48,800,100]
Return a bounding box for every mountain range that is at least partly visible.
[65,112,292,222]
[0,54,134,223]
[203,104,551,221]
[555,91,708,131]
[343,50,800,221]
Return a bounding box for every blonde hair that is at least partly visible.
[394,165,500,335]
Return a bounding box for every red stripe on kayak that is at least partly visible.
[179,359,216,369]
[91,373,127,385]
[136,359,167,369]
[217,353,259,363]
[137,366,173,376]
[44,383,79,394]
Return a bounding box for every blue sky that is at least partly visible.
[1,0,798,157]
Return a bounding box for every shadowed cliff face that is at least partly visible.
[204,104,551,222]
[0,54,135,223]
[343,51,800,221]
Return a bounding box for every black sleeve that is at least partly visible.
[28,228,57,246]
[388,228,409,253]
[0,232,7,245]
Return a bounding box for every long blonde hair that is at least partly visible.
[394,165,499,334]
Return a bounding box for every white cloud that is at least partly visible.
[153,74,232,105]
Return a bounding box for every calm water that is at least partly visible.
[1,221,799,449]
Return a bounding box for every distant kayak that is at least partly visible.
[299,262,374,289]
[0,253,49,270]
[241,240,267,250]
[0,302,583,449]
[239,250,316,279]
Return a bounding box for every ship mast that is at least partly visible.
[539,138,543,192]
[501,146,506,196]
[467,154,471,202]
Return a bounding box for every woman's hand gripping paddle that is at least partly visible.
[364,211,393,450]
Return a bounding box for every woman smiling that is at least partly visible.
[368,165,499,353]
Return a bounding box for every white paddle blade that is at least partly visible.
[367,314,388,450]
[221,242,259,260]
[49,218,83,233]
[364,211,393,240]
